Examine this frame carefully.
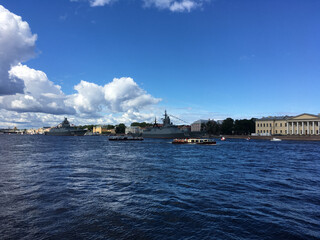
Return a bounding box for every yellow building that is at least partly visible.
[255,113,320,136]
[93,126,115,135]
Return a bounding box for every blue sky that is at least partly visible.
[0,0,319,127]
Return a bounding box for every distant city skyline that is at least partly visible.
[0,0,319,128]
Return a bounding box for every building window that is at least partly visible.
[285,130,287,134]
[264,130,265,133]
[280,130,282,133]
[285,123,287,127]
[275,123,277,127]
[275,130,277,134]
[263,123,265,127]
[280,123,282,127]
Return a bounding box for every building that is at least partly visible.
[125,126,142,135]
[191,120,210,132]
[255,113,320,135]
[93,126,115,135]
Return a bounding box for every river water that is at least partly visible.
[0,135,319,239]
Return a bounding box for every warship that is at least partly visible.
[142,111,189,138]
[45,118,87,136]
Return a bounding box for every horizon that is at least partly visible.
[1,1,319,128]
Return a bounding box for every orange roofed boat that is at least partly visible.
[172,138,216,145]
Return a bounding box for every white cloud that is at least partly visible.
[68,77,161,114]
[0,5,162,128]
[73,0,207,12]
[103,77,161,112]
[0,5,37,95]
[68,80,105,114]
[143,0,203,12]
[0,64,76,115]
[90,0,116,7]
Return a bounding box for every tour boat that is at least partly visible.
[172,138,216,145]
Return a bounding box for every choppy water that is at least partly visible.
[0,135,319,240]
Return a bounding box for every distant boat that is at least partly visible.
[45,118,86,136]
[172,138,216,145]
[270,137,282,142]
[221,137,226,141]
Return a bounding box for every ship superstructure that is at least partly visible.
[142,111,189,138]
[45,118,86,136]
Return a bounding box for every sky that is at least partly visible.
[0,0,319,128]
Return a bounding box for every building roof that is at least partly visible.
[192,119,210,124]
[257,116,291,121]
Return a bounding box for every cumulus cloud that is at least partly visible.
[68,77,161,115]
[0,5,37,95]
[0,64,76,114]
[104,77,161,112]
[0,5,162,127]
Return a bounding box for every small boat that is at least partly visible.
[270,137,282,142]
[172,138,216,145]
[246,137,250,141]
[109,136,144,141]
[221,137,226,141]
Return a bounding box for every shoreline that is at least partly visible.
[213,135,320,141]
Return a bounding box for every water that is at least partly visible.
[0,135,319,240]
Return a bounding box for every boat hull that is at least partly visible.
[45,130,86,136]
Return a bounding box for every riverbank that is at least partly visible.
[215,135,320,141]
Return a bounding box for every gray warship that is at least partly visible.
[45,118,87,136]
[142,111,189,138]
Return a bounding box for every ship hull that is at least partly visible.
[142,128,187,139]
[45,130,86,136]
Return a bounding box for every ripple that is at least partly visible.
[0,136,320,239]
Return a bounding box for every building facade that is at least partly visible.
[255,113,320,136]
[125,126,142,135]
[191,120,209,132]
[93,126,115,135]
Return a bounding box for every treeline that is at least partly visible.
[78,124,115,131]
[131,122,153,128]
[203,118,256,135]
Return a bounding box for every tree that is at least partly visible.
[79,125,95,131]
[221,118,234,135]
[234,118,256,135]
[115,123,126,134]
[131,122,152,128]
[106,125,115,130]
[205,120,221,135]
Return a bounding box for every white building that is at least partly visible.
[125,126,142,135]
[191,120,210,132]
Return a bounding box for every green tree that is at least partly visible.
[106,125,115,130]
[221,118,234,135]
[79,125,95,131]
[234,118,256,135]
[205,120,221,135]
[131,122,152,128]
[115,123,126,134]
